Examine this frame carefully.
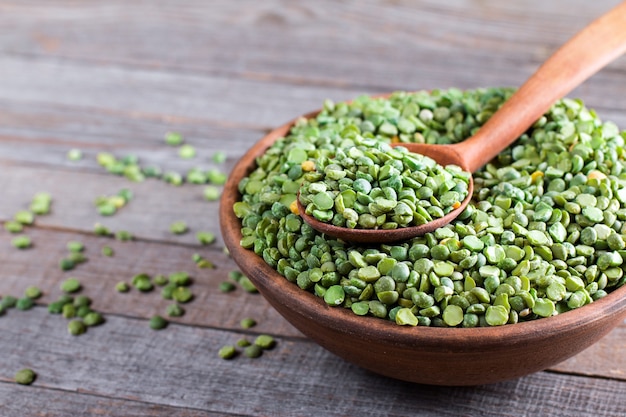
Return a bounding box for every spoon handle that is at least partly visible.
[455,1,626,173]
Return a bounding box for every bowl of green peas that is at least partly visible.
[220,89,626,386]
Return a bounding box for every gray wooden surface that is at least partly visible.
[0,1,625,415]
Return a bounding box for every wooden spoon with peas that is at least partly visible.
[298,2,626,243]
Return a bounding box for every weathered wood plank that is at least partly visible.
[0,226,301,338]
[0,55,362,131]
[0,308,624,417]
[551,320,626,380]
[0,384,225,417]
[0,163,229,246]
[1,50,625,128]
[1,0,625,93]
[0,100,264,170]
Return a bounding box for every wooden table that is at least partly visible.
[1,1,625,415]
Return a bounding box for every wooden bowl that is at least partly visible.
[220,114,626,386]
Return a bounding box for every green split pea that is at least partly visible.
[14,368,37,385]
[60,278,81,294]
[11,235,32,249]
[298,141,469,229]
[149,315,168,330]
[170,221,189,235]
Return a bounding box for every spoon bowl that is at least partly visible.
[296,162,474,243]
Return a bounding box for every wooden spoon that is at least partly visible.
[298,2,626,243]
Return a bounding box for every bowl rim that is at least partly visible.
[220,108,626,351]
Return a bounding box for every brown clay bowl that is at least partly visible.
[219,112,626,386]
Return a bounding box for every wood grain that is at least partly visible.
[0,163,229,245]
[1,0,625,92]
[551,320,626,380]
[0,384,223,417]
[0,55,360,131]
[0,99,263,169]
